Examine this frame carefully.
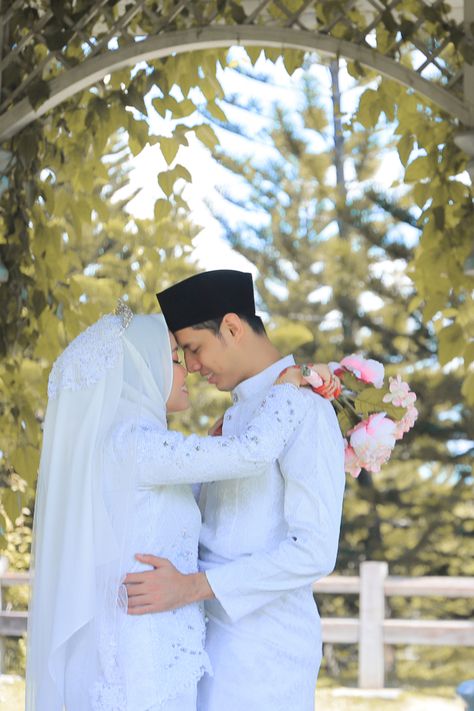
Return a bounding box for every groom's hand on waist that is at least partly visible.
[124,554,215,615]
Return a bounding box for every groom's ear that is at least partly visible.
[221,313,244,342]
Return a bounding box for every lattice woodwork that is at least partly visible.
[0,0,472,141]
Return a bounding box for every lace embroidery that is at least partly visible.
[48,315,123,399]
[91,490,211,710]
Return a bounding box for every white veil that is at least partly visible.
[26,308,173,711]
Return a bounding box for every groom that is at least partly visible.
[125,270,345,710]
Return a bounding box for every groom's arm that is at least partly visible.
[126,394,345,617]
[202,395,346,621]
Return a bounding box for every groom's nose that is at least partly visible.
[184,352,201,373]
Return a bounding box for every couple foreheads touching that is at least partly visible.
[26,269,345,711]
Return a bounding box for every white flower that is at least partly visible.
[383,375,417,408]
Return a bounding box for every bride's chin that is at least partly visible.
[177,393,190,412]
[166,394,190,413]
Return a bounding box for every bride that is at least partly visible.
[26,302,334,711]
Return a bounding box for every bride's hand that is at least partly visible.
[275,364,341,399]
[274,365,306,387]
[303,362,341,399]
[208,415,224,436]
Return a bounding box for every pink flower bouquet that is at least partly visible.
[302,355,418,478]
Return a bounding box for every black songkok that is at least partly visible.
[156,269,256,331]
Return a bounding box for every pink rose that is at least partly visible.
[339,354,385,389]
[383,375,417,408]
[349,412,396,472]
[394,405,418,440]
[344,442,362,478]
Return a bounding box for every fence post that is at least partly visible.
[358,561,388,689]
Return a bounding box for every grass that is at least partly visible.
[315,686,463,710]
[0,676,465,711]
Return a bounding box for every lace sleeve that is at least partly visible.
[108,384,310,487]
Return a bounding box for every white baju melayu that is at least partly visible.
[198,355,346,711]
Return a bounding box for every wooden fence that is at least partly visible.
[1,561,473,687]
[313,561,474,688]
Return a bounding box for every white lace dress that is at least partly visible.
[86,383,309,711]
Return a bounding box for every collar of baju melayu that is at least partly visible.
[231,354,295,404]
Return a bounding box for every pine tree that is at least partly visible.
[205,55,474,679]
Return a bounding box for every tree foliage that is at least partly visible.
[0,0,472,591]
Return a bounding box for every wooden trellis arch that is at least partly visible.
[0,0,473,160]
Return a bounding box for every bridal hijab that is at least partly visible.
[26,307,173,711]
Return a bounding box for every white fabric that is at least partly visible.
[104,382,310,711]
[27,314,126,711]
[26,312,185,711]
[197,355,346,711]
[121,314,173,426]
[27,302,309,711]
[107,383,308,488]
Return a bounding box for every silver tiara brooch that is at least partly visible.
[114,298,133,331]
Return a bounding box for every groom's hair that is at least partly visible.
[192,313,266,337]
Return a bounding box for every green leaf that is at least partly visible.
[16,130,38,171]
[230,1,246,23]
[172,98,197,119]
[461,370,474,405]
[463,341,474,367]
[424,294,447,321]
[397,133,415,167]
[43,27,72,51]
[27,79,50,110]
[340,372,367,393]
[157,164,191,197]
[159,136,179,165]
[158,170,175,197]
[126,86,147,115]
[152,97,166,118]
[405,155,429,182]
[194,124,219,150]
[199,75,223,101]
[381,9,398,32]
[412,181,431,207]
[206,101,227,122]
[408,294,423,313]
[448,180,468,202]
[337,408,356,434]
[355,388,405,421]
[9,445,38,487]
[154,198,171,221]
[438,323,464,365]
[433,206,445,231]
[357,89,381,129]
[174,164,192,183]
